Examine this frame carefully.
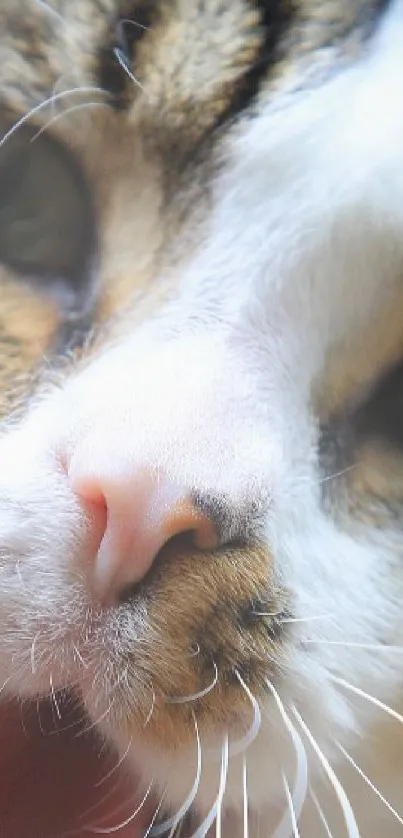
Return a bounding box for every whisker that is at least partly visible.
[292,466,357,495]
[331,676,403,725]
[15,561,25,588]
[36,698,46,736]
[30,632,40,675]
[336,742,403,826]
[34,0,64,22]
[113,48,148,97]
[19,699,29,740]
[144,687,156,728]
[189,736,229,838]
[266,679,307,838]
[0,674,12,699]
[168,661,218,705]
[120,18,150,32]
[318,466,356,486]
[219,670,261,759]
[216,779,223,838]
[252,609,283,618]
[144,790,168,838]
[95,739,133,788]
[73,643,89,671]
[292,708,360,838]
[150,712,201,837]
[283,774,301,838]
[31,100,109,140]
[47,709,87,736]
[168,821,185,838]
[75,698,116,738]
[304,641,403,652]
[77,666,129,738]
[0,87,108,149]
[89,779,154,834]
[280,616,333,625]
[310,788,334,838]
[78,776,122,824]
[50,672,62,721]
[243,756,249,838]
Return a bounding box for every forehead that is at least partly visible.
[0,0,385,419]
[0,0,383,112]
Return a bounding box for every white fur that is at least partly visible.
[1,2,403,835]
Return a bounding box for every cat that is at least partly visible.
[0,0,403,835]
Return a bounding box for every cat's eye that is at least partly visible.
[0,115,96,290]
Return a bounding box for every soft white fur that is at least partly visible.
[1,2,403,835]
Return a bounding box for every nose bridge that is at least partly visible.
[56,323,272,603]
[64,327,254,478]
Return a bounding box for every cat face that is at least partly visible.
[1,1,403,834]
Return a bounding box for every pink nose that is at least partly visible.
[68,463,218,604]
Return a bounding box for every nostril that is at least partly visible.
[67,455,218,605]
[118,529,210,604]
[158,499,218,550]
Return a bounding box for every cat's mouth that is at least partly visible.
[0,696,155,837]
[66,539,291,757]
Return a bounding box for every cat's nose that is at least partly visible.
[69,464,218,604]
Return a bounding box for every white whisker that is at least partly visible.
[36,698,46,736]
[169,662,218,705]
[216,780,223,838]
[293,708,360,838]
[150,713,202,836]
[76,698,116,738]
[19,699,29,739]
[34,0,64,22]
[281,616,332,625]
[336,742,403,826]
[144,790,168,838]
[121,17,150,32]
[0,87,108,149]
[78,666,129,738]
[243,756,249,838]
[89,779,154,834]
[216,670,261,759]
[31,100,109,140]
[304,641,403,652]
[318,466,356,486]
[144,686,156,728]
[172,821,186,838]
[252,610,283,618]
[78,777,122,824]
[15,561,25,588]
[30,632,40,675]
[113,48,148,97]
[0,674,12,699]
[95,739,133,788]
[283,774,301,838]
[50,672,62,721]
[332,676,403,725]
[73,643,89,670]
[189,735,229,838]
[266,680,307,838]
[48,711,86,737]
[310,789,333,838]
